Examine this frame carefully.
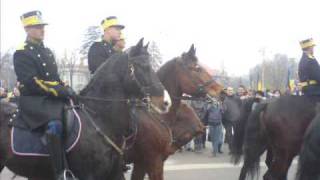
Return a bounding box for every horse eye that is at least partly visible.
[192,65,201,72]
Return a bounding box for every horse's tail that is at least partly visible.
[231,99,255,164]
[296,115,320,180]
[238,103,268,180]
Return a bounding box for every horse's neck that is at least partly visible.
[158,60,185,121]
[163,80,182,116]
[158,65,183,111]
[81,88,129,138]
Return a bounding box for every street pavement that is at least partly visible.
[1,142,298,180]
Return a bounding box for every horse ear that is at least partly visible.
[136,38,144,49]
[130,38,144,56]
[144,42,150,50]
[187,44,196,56]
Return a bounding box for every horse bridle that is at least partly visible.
[176,59,217,98]
[127,54,163,110]
[75,54,164,156]
[79,55,156,107]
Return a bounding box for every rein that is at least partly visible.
[74,96,148,156]
[80,105,125,156]
[171,96,207,101]
[147,110,174,145]
[77,95,152,108]
[77,95,130,102]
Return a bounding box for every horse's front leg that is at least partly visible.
[146,156,164,180]
[131,163,146,180]
[263,148,273,180]
[266,148,295,180]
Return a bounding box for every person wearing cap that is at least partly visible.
[298,38,320,95]
[13,10,77,180]
[113,33,126,52]
[88,16,124,74]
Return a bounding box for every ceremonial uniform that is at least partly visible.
[14,40,71,129]
[88,16,124,74]
[14,11,77,180]
[88,40,116,74]
[298,38,320,95]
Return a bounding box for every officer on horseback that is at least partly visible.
[13,11,77,180]
[298,38,320,96]
[88,16,125,74]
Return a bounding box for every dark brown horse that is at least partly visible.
[0,39,170,180]
[232,95,318,180]
[125,102,204,180]
[296,105,320,180]
[125,45,223,180]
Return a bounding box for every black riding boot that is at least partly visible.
[46,133,66,180]
[47,133,78,180]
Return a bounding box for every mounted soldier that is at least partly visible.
[13,10,77,180]
[88,16,125,74]
[298,38,320,96]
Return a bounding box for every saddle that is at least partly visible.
[9,104,82,157]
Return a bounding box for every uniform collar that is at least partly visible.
[113,46,123,52]
[26,37,45,48]
[102,39,115,46]
[303,52,315,59]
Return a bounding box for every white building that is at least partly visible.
[59,62,90,93]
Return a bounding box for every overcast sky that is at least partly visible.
[1,0,320,75]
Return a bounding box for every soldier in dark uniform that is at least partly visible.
[88,16,125,74]
[13,11,77,180]
[298,38,320,96]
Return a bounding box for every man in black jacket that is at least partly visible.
[298,38,320,95]
[88,16,124,74]
[14,11,77,180]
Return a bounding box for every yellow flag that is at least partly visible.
[258,81,262,91]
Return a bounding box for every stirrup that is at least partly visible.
[58,169,78,180]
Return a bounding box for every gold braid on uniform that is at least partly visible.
[33,77,59,96]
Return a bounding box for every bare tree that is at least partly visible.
[249,53,298,91]
[57,50,78,87]
[79,26,102,60]
[148,41,162,71]
[0,49,16,89]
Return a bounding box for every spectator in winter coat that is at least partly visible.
[205,99,224,157]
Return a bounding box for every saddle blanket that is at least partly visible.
[10,107,82,157]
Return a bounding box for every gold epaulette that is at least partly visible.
[16,42,26,51]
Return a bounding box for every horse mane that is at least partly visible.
[157,57,179,80]
[80,53,126,95]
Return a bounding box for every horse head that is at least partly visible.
[175,44,223,98]
[169,102,205,151]
[125,38,171,113]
